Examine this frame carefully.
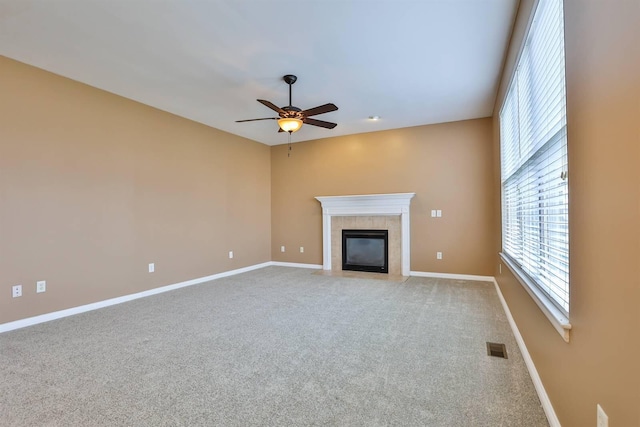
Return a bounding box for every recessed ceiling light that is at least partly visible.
[368,115,380,121]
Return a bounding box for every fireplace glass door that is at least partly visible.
[342,229,389,273]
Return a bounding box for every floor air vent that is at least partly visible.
[486,342,508,359]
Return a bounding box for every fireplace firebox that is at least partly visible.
[342,229,389,273]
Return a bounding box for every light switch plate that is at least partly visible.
[229,251,234,259]
[148,263,155,273]
[436,210,442,217]
[431,210,437,217]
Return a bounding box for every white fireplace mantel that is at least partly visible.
[315,193,415,276]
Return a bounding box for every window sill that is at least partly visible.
[499,253,572,343]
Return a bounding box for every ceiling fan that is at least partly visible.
[236,74,338,133]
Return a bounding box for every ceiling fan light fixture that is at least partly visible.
[278,117,303,133]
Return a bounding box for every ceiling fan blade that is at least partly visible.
[303,117,337,129]
[257,99,284,114]
[302,103,338,117]
[235,117,277,122]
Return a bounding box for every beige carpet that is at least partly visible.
[0,266,548,426]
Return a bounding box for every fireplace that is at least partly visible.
[315,193,415,276]
[342,229,389,273]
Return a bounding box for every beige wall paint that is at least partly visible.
[493,1,640,425]
[271,119,495,276]
[0,56,272,324]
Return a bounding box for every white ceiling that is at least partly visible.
[0,0,518,146]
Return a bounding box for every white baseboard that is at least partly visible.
[269,261,323,269]
[410,270,494,282]
[0,261,272,334]
[492,278,561,427]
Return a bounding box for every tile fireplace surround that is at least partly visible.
[315,193,415,276]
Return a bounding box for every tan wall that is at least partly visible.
[271,119,495,276]
[493,1,640,425]
[0,56,272,324]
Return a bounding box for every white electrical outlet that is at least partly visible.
[436,252,443,260]
[12,285,22,298]
[148,263,155,273]
[436,210,442,217]
[597,404,608,427]
[229,251,234,259]
[431,210,437,217]
[36,280,46,293]
[281,246,285,253]
[300,247,304,253]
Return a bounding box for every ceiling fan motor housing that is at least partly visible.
[281,105,302,119]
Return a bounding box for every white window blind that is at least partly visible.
[500,0,569,314]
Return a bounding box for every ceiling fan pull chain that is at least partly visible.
[288,132,292,158]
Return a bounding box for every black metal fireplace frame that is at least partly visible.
[342,229,389,274]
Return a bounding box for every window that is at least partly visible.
[499,0,569,329]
